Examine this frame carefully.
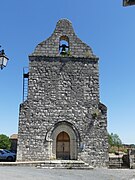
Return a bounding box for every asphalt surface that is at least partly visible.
[0,166,135,180]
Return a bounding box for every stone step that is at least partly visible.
[0,160,94,170]
[36,160,93,170]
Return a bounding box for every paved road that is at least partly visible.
[0,166,135,180]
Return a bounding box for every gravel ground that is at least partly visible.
[0,166,135,180]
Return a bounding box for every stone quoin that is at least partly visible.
[17,19,109,167]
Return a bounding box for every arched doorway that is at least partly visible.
[48,121,80,160]
[56,131,70,160]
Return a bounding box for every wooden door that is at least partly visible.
[56,131,70,160]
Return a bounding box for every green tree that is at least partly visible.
[0,134,11,149]
[108,133,122,147]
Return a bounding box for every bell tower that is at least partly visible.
[17,19,109,167]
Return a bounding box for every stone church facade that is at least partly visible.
[17,19,109,167]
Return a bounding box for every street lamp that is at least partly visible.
[0,47,9,70]
[123,0,135,6]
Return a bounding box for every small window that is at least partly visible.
[59,36,69,55]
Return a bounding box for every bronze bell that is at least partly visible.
[59,44,69,55]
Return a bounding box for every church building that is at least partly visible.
[17,19,108,167]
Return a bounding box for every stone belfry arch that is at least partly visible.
[17,19,109,167]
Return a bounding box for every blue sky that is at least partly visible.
[0,0,135,144]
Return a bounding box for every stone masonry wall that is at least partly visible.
[17,19,108,167]
[17,57,108,166]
